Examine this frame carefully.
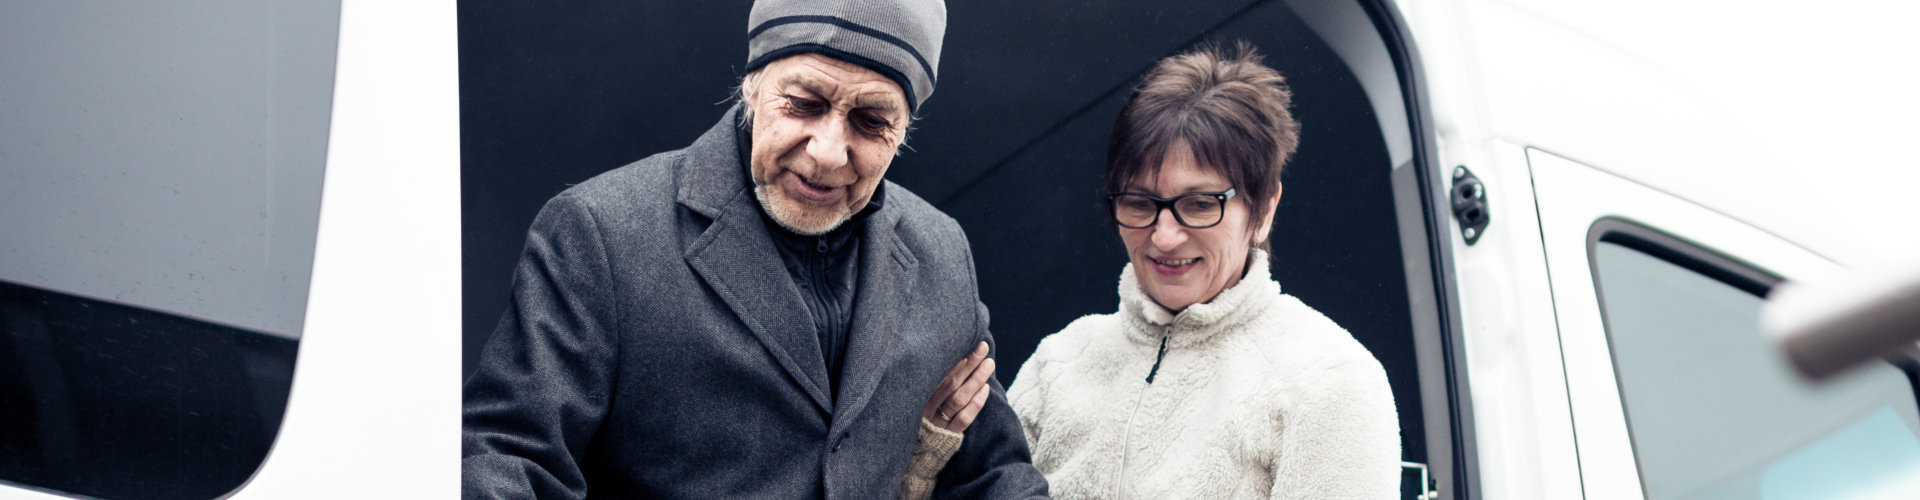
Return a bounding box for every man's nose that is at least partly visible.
[805,118,851,172]
[1150,208,1187,249]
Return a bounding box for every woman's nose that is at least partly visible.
[1150,208,1186,249]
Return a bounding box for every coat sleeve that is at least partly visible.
[1268,359,1401,500]
[462,192,620,500]
[929,300,1052,499]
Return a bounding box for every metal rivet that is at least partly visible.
[1453,166,1467,179]
[1464,227,1478,240]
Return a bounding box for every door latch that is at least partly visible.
[1450,166,1490,245]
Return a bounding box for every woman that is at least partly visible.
[904,42,1401,499]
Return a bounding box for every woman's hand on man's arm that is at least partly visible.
[925,341,995,432]
[900,341,997,500]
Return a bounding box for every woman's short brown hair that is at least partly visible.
[1105,41,1300,251]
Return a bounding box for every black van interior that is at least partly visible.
[460,2,1467,498]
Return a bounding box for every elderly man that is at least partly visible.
[461,1,1048,498]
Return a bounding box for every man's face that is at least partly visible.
[745,53,911,235]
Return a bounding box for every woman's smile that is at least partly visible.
[1150,256,1201,276]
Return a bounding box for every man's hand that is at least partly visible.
[922,341,994,433]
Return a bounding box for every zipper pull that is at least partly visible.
[1145,334,1169,384]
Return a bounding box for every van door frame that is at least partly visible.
[1292,1,1483,498]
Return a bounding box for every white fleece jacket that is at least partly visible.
[1006,255,1401,499]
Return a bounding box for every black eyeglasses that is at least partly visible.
[1107,188,1237,229]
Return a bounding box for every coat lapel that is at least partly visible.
[829,203,918,435]
[679,108,833,414]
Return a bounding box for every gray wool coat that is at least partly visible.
[462,107,1049,500]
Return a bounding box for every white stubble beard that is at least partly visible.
[754,184,853,236]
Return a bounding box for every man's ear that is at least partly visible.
[1252,183,1282,245]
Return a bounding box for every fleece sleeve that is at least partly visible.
[1268,360,1402,500]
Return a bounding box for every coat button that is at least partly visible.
[831,434,849,452]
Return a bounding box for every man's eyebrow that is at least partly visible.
[774,74,826,96]
[852,92,910,119]
[853,94,905,115]
[774,73,904,114]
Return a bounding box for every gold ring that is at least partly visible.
[938,410,953,421]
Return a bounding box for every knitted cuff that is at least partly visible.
[898,417,964,500]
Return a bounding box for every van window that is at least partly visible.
[0,1,339,498]
[1592,239,1920,500]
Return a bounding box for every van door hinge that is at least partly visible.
[1450,165,1490,245]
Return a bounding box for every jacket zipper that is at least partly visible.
[1144,335,1169,383]
[1116,329,1168,499]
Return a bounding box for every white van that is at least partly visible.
[0,1,1911,499]
[1406,1,1920,498]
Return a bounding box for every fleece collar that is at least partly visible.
[1118,249,1282,349]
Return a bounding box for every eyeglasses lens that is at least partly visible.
[1113,195,1158,228]
[1174,194,1223,227]
[1111,193,1224,229]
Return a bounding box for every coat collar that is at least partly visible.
[679,105,917,422]
[828,210,917,434]
[674,105,752,219]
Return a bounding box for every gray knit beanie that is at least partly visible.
[746,0,946,112]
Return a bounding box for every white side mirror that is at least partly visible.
[1764,261,1920,380]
